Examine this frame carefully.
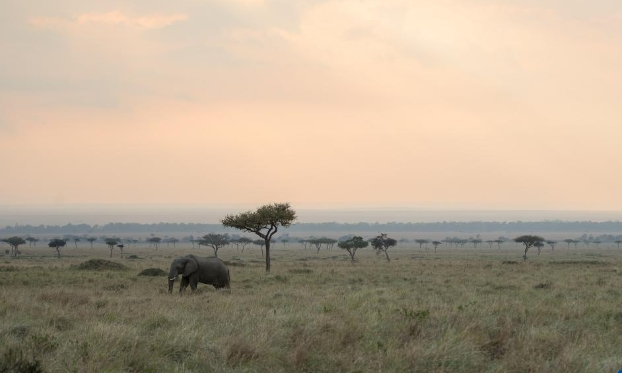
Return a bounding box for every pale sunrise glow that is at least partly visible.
[2,0,622,210]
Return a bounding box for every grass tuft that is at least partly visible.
[226,339,258,366]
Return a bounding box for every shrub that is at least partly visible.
[138,268,166,277]
[73,259,128,271]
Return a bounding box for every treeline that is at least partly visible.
[2,220,622,235]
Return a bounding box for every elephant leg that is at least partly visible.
[179,276,190,294]
[189,277,198,292]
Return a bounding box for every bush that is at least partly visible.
[73,259,128,271]
[138,268,166,277]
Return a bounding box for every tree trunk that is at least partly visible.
[264,239,271,272]
[523,247,528,260]
[110,247,113,258]
[56,248,60,258]
[213,248,218,258]
[384,249,390,262]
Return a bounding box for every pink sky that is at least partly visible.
[1,0,622,210]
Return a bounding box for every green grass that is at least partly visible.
[1,244,622,372]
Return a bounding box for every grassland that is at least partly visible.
[1,243,622,372]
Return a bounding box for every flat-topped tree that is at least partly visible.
[105,238,119,258]
[86,237,97,248]
[6,237,26,257]
[48,238,66,258]
[615,240,622,250]
[199,234,229,258]
[338,236,368,262]
[222,203,297,272]
[25,237,39,247]
[514,235,545,260]
[369,233,397,262]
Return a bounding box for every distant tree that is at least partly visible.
[571,239,580,249]
[485,240,494,249]
[167,238,179,248]
[199,233,229,258]
[73,237,81,248]
[6,237,26,257]
[238,237,253,252]
[105,238,119,258]
[615,240,622,250]
[493,239,503,249]
[147,237,161,249]
[338,236,368,262]
[309,238,324,253]
[563,239,574,249]
[86,237,97,248]
[593,240,602,248]
[534,241,545,255]
[48,238,66,259]
[514,235,545,260]
[117,244,125,257]
[222,202,296,272]
[369,233,397,262]
[470,238,482,248]
[432,241,442,253]
[399,238,410,244]
[25,237,39,247]
[324,238,337,250]
[253,239,266,257]
[546,240,557,252]
[414,239,429,250]
[281,239,289,247]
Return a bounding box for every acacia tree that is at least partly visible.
[563,238,574,249]
[6,237,26,257]
[25,237,39,247]
[432,241,442,253]
[147,237,162,249]
[415,239,429,250]
[199,234,229,258]
[105,238,118,258]
[338,236,368,262]
[535,241,545,255]
[222,202,297,272]
[546,240,557,252]
[615,240,622,250]
[369,233,397,262]
[514,235,545,260]
[86,237,97,248]
[238,237,253,253]
[48,239,66,258]
[253,239,266,256]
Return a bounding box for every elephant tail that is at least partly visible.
[226,269,231,289]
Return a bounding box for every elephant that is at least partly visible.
[168,255,230,294]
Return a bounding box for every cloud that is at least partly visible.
[29,11,188,31]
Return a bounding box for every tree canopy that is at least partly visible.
[222,202,296,272]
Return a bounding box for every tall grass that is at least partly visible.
[1,244,622,372]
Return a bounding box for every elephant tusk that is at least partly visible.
[169,278,176,281]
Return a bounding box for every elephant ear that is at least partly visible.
[182,256,198,277]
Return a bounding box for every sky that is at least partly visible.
[1,0,622,211]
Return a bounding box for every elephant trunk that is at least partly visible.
[168,268,178,294]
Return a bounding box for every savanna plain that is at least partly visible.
[2,241,622,373]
